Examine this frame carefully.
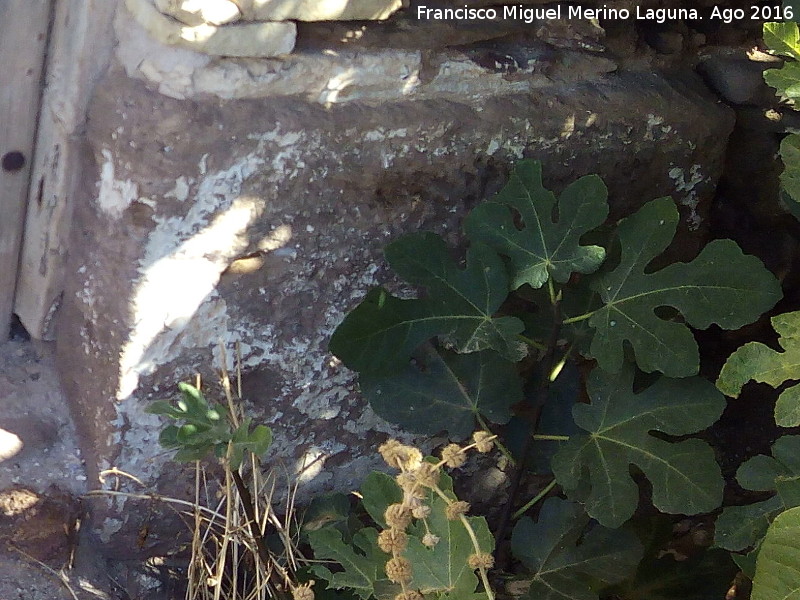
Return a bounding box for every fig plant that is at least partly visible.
[328,158,782,599]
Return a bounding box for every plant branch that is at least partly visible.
[562,311,596,324]
[512,478,557,520]
[476,414,515,466]
[517,333,548,352]
[494,286,563,570]
[532,434,569,441]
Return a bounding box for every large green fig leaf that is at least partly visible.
[586,198,781,377]
[551,366,725,528]
[715,436,800,552]
[511,497,643,600]
[464,159,608,289]
[360,344,522,438]
[329,232,525,374]
[309,527,395,600]
[717,311,800,427]
[751,505,800,600]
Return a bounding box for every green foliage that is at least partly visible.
[148,382,272,469]
[309,459,494,600]
[464,159,608,289]
[750,505,800,600]
[510,497,643,600]
[715,436,800,552]
[326,158,781,598]
[329,232,526,374]
[308,527,391,600]
[764,21,800,62]
[360,345,522,439]
[764,20,800,211]
[551,366,726,528]
[717,310,800,427]
[585,198,782,377]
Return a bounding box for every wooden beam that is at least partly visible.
[0,1,53,338]
[14,0,116,340]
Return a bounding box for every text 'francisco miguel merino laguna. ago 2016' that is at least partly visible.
[414,4,783,25]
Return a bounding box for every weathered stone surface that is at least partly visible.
[237,0,402,21]
[125,0,296,57]
[55,61,732,556]
[294,11,605,53]
[116,10,616,102]
[155,0,242,25]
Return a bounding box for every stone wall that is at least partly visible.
[44,0,740,554]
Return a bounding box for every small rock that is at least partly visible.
[698,54,776,105]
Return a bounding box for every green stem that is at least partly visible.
[517,333,547,352]
[532,434,569,441]
[547,278,557,306]
[476,415,516,467]
[512,479,557,521]
[562,311,596,324]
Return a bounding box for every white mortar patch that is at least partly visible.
[97,149,139,219]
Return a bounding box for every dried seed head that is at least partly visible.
[394,591,424,600]
[379,439,405,469]
[445,500,470,521]
[379,440,423,471]
[384,503,412,530]
[410,462,440,489]
[378,527,409,554]
[422,532,440,548]
[385,556,413,584]
[411,503,431,519]
[292,581,315,600]
[473,431,494,453]
[440,443,466,468]
[395,472,419,495]
[468,553,495,570]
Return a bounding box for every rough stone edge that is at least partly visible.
[116,11,617,102]
[125,0,297,57]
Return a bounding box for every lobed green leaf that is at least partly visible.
[511,497,642,600]
[464,159,608,289]
[715,436,800,551]
[360,345,522,438]
[586,198,781,376]
[552,366,725,527]
[329,232,526,374]
[717,310,800,426]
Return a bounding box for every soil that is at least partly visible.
[0,336,120,599]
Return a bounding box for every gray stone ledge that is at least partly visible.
[125,0,297,57]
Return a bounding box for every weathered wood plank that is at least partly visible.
[14,0,115,340]
[0,1,52,338]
